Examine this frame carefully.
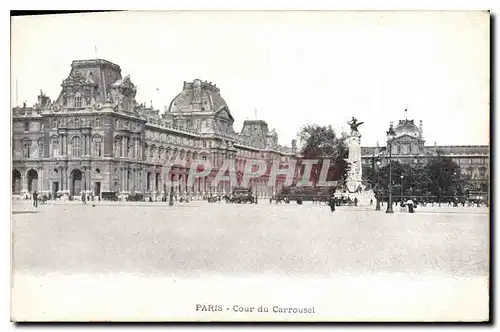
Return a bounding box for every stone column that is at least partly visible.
[121,138,126,158]
[37,168,42,192]
[59,134,64,156]
[20,171,27,194]
[59,167,63,192]
[87,167,91,193]
[138,169,142,193]
[64,167,69,192]
[83,135,87,156]
[88,135,92,156]
[120,168,124,191]
[63,135,67,155]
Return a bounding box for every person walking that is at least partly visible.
[354,197,358,207]
[328,195,336,212]
[406,198,415,213]
[32,191,38,208]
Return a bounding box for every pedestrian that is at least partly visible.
[32,190,38,208]
[354,197,358,207]
[370,198,373,205]
[81,192,87,204]
[328,195,336,212]
[406,198,415,213]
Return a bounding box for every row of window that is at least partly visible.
[19,136,103,159]
[51,117,102,129]
[456,158,488,165]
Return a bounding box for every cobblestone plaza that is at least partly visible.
[12,200,488,277]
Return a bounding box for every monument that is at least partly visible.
[346,117,363,193]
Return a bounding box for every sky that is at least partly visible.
[11,11,490,147]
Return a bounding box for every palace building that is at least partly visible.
[361,119,490,193]
[12,59,297,200]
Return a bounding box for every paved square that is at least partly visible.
[12,200,489,278]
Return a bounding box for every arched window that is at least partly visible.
[74,118,80,127]
[71,136,82,157]
[93,136,102,157]
[22,140,31,158]
[53,119,58,128]
[479,167,487,178]
[95,118,101,127]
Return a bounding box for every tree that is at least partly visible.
[376,157,465,199]
[362,162,376,188]
[423,156,464,197]
[296,124,349,190]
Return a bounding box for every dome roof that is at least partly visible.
[394,120,421,138]
[168,79,230,113]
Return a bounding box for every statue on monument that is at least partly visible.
[347,117,364,134]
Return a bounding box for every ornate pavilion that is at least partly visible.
[360,119,489,193]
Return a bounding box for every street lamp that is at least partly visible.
[386,125,396,213]
[375,160,381,211]
[169,171,174,206]
[400,174,404,206]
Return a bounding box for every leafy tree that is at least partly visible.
[376,157,465,199]
[296,124,349,189]
[423,156,463,197]
[362,162,376,188]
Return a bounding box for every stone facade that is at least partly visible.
[361,119,490,192]
[12,59,297,200]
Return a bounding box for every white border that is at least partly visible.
[3,1,497,331]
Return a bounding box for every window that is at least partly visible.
[38,140,44,158]
[51,139,60,157]
[93,137,102,157]
[22,140,31,158]
[74,96,82,108]
[24,122,29,132]
[479,167,487,178]
[75,118,80,127]
[127,137,131,157]
[203,141,207,148]
[202,155,207,161]
[95,118,101,127]
[53,119,58,128]
[71,136,82,157]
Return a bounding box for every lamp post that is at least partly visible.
[375,160,381,210]
[400,174,404,206]
[169,171,174,206]
[386,125,396,213]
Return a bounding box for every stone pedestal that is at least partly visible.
[346,131,363,193]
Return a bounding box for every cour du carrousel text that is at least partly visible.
[196,304,315,314]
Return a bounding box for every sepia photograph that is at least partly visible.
[10,10,490,322]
